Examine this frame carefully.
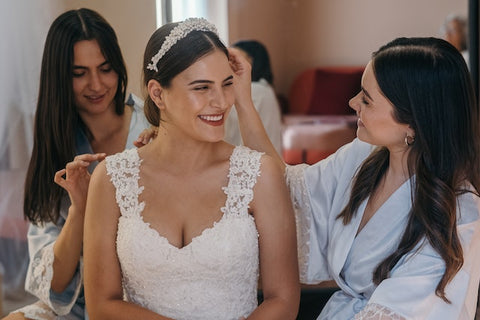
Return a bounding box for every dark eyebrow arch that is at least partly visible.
[188,79,214,85]
[361,86,373,101]
[188,75,234,86]
[73,61,110,70]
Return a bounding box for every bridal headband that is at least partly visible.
[146,17,218,72]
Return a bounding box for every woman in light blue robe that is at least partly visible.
[6,8,150,320]
[288,139,480,319]
[230,37,480,319]
[17,94,148,320]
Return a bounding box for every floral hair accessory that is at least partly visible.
[147,17,218,72]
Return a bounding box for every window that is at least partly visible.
[156,0,228,43]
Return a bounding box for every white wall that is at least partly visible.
[229,0,468,97]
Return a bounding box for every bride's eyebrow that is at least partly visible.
[187,79,214,85]
[187,75,233,85]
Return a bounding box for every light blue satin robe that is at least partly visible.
[287,138,480,319]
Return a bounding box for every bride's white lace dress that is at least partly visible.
[105,146,262,320]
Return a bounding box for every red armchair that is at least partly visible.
[282,66,364,164]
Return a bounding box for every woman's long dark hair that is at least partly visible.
[337,37,480,302]
[24,8,128,224]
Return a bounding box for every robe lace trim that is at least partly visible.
[15,300,56,320]
[285,163,311,282]
[23,240,82,316]
[354,303,406,320]
[25,242,55,309]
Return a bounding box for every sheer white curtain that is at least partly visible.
[0,0,66,299]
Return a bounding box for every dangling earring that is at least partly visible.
[404,133,415,146]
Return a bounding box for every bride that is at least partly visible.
[82,18,300,320]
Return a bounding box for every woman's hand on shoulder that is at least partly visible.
[54,153,106,213]
[134,126,158,147]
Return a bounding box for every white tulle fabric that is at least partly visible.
[354,303,406,320]
[106,146,262,320]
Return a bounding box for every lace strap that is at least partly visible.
[222,146,263,217]
[105,148,145,217]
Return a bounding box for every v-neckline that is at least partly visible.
[132,146,239,251]
[355,177,411,238]
[330,177,413,289]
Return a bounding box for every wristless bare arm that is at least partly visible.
[51,153,106,293]
[50,205,84,293]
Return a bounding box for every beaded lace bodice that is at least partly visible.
[105,146,262,320]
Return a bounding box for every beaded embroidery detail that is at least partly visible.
[147,17,218,72]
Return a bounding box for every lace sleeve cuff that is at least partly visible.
[25,241,83,316]
[354,303,407,320]
[14,300,57,320]
[285,164,312,283]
